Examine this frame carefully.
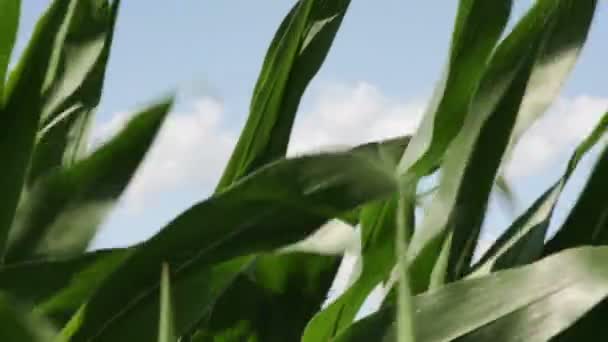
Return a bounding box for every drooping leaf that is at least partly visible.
[0,0,75,258]
[397,0,512,180]
[0,294,56,342]
[28,0,120,185]
[0,0,20,97]
[472,111,608,275]
[216,0,350,191]
[301,138,408,342]
[336,247,608,342]
[5,99,173,261]
[57,142,398,341]
[406,0,571,292]
[158,263,176,342]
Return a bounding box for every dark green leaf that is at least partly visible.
[0,0,20,97]
[301,138,409,342]
[58,143,397,341]
[5,99,173,261]
[216,0,350,191]
[0,0,74,258]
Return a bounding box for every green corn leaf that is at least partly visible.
[216,0,350,191]
[158,263,176,342]
[472,111,608,275]
[0,0,74,259]
[4,99,173,261]
[57,141,397,341]
[0,0,20,97]
[335,247,608,342]
[397,0,512,180]
[406,0,576,292]
[0,294,56,342]
[28,0,120,185]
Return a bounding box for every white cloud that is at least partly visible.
[93,81,425,213]
[505,95,608,179]
[288,81,424,155]
[93,97,235,211]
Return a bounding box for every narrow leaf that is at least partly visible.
[158,263,176,342]
[216,0,350,190]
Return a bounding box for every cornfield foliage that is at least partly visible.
[0,0,607,341]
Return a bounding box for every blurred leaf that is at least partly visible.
[216,0,350,191]
[28,0,120,185]
[472,111,608,275]
[158,263,176,342]
[301,138,409,342]
[58,143,398,341]
[0,294,56,342]
[0,249,129,324]
[0,0,74,258]
[0,0,20,97]
[407,0,573,292]
[5,99,173,261]
[397,0,512,179]
[336,247,608,342]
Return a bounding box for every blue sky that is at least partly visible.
[13,1,608,254]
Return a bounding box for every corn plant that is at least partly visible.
[0,0,607,341]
